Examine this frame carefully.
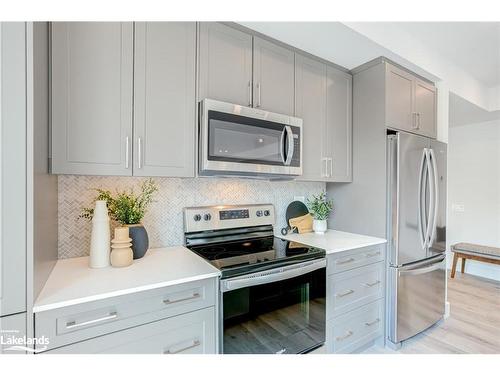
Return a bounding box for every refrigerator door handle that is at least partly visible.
[417,148,428,249]
[428,148,439,246]
[424,148,435,248]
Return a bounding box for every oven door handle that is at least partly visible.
[221,258,326,292]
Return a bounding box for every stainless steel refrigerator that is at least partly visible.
[387,131,447,347]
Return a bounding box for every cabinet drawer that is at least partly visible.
[327,300,383,353]
[35,278,216,351]
[46,307,216,354]
[328,244,385,274]
[327,262,384,317]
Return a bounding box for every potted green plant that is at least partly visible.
[80,179,158,259]
[306,192,334,234]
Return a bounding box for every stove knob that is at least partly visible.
[193,214,202,222]
[256,210,263,217]
[204,213,212,221]
[264,210,270,216]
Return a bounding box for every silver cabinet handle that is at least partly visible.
[255,82,262,108]
[365,251,381,258]
[164,339,200,354]
[362,280,381,287]
[163,292,200,305]
[412,112,419,129]
[365,318,380,327]
[66,312,118,330]
[137,137,143,169]
[336,289,354,298]
[336,330,353,341]
[336,257,355,265]
[247,81,252,107]
[417,113,421,129]
[125,136,130,169]
[329,157,333,178]
[321,157,328,178]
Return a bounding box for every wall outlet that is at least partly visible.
[452,203,465,213]
[294,196,305,203]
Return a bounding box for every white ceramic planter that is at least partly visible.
[313,219,327,234]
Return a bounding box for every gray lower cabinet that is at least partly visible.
[47,308,215,354]
[51,22,134,175]
[198,22,253,107]
[0,22,27,317]
[325,243,386,353]
[0,313,27,354]
[295,53,353,182]
[253,36,295,115]
[133,22,196,177]
[385,62,437,138]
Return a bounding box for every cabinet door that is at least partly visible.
[325,66,352,182]
[133,22,196,177]
[51,22,133,175]
[414,79,437,138]
[253,36,294,115]
[198,22,253,106]
[385,63,414,133]
[1,23,26,317]
[0,313,26,354]
[295,54,327,181]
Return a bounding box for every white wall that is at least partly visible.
[447,119,500,281]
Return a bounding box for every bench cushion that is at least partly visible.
[452,242,500,259]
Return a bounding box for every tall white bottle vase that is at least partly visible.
[89,200,111,268]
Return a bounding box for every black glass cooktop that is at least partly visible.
[188,236,325,279]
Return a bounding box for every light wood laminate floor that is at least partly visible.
[363,272,500,354]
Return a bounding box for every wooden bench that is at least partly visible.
[451,242,500,278]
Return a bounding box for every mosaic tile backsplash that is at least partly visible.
[58,176,326,259]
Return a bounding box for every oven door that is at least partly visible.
[200,99,302,177]
[220,259,326,354]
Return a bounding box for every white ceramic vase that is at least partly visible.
[313,219,327,235]
[89,200,110,268]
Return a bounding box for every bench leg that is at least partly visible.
[451,252,458,278]
[461,258,466,274]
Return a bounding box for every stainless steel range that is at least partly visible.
[184,204,326,354]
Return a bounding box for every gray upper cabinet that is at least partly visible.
[295,54,327,181]
[253,36,295,115]
[51,22,134,175]
[133,22,196,177]
[385,62,437,138]
[198,22,253,106]
[326,66,352,182]
[0,23,27,317]
[296,53,353,182]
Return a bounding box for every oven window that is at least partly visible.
[208,110,285,166]
[222,268,326,354]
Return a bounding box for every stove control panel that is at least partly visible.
[184,204,275,233]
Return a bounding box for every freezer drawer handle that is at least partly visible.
[336,257,355,265]
[163,339,201,354]
[365,251,381,258]
[399,262,442,276]
[163,292,201,305]
[362,280,381,288]
[336,330,353,341]
[66,312,118,329]
[336,289,354,298]
[365,318,380,327]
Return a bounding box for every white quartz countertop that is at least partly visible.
[276,229,387,255]
[34,247,220,313]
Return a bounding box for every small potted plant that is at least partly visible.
[306,192,333,235]
[80,179,158,259]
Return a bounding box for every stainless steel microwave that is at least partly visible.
[199,99,303,178]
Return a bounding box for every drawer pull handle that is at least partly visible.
[365,318,380,327]
[66,312,118,329]
[365,251,381,258]
[336,257,355,265]
[363,280,381,287]
[336,330,353,341]
[163,292,201,305]
[164,339,201,354]
[336,289,354,298]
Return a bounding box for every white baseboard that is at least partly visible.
[444,301,451,318]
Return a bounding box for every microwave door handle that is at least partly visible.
[280,127,286,164]
[284,126,294,165]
